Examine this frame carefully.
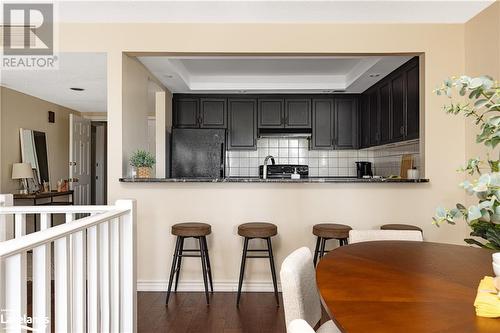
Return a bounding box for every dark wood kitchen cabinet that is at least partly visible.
[334,98,358,149]
[405,61,420,139]
[258,98,311,129]
[174,97,199,128]
[360,56,420,148]
[378,82,391,145]
[258,99,284,128]
[311,99,334,149]
[285,99,311,128]
[391,73,405,141]
[311,97,358,150]
[200,98,227,128]
[174,97,227,128]
[367,88,379,146]
[227,98,258,150]
[359,95,370,148]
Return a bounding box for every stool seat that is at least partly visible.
[380,224,422,233]
[172,222,211,237]
[313,223,352,239]
[238,222,277,238]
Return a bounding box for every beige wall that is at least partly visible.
[121,55,170,177]
[54,21,474,289]
[465,2,500,163]
[0,86,80,193]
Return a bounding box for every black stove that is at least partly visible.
[258,164,309,179]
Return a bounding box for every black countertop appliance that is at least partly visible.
[258,164,309,179]
[355,161,373,178]
[171,128,225,178]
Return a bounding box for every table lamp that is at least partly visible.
[12,163,33,194]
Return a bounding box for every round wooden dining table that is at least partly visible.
[316,241,500,333]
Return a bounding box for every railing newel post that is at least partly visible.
[115,199,137,333]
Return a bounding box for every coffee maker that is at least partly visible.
[355,161,373,178]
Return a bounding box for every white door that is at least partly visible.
[69,114,91,205]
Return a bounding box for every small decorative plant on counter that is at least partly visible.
[130,150,155,178]
[433,75,500,250]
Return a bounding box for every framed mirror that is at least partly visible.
[19,128,50,192]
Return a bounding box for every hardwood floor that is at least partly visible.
[138,292,286,333]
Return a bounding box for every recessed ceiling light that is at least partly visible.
[70,87,85,91]
[369,73,381,78]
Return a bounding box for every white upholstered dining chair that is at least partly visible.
[349,229,423,244]
[280,247,341,333]
[289,319,317,333]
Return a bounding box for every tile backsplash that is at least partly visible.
[226,138,420,178]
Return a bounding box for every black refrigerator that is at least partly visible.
[171,128,226,178]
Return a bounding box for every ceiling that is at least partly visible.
[138,55,414,94]
[58,1,494,24]
[0,53,107,113]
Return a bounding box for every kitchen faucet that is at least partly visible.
[262,155,276,179]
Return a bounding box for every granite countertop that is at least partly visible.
[119,177,429,183]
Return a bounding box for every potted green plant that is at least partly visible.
[433,75,500,250]
[130,150,155,178]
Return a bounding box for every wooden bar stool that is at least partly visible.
[166,222,213,305]
[312,223,352,266]
[236,222,279,307]
[381,224,423,234]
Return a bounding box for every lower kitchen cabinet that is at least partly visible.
[227,98,258,150]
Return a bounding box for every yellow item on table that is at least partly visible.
[474,276,500,318]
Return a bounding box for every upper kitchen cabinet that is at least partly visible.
[367,88,379,146]
[173,96,227,129]
[174,97,199,128]
[311,98,334,149]
[359,95,370,149]
[360,56,420,148]
[258,99,284,128]
[311,97,358,150]
[227,98,258,150]
[378,82,391,145]
[405,60,420,140]
[334,97,358,149]
[285,98,311,128]
[391,72,406,141]
[200,98,227,128]
[258,97,311,129]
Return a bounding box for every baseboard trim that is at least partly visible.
[137,280,282,292]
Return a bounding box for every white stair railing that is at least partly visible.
[0,197,136,333]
